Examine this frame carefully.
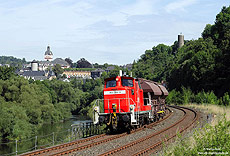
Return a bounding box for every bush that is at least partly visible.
[182,87,194,104]
[166,89,183,105]
[196,91,218,104]
[221,92,230,106]
[166,87,226,106]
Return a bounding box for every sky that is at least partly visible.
[0,0,229,65]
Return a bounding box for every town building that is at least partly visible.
[62,70,91,79]
[122,64,132,71]
[105,66,115,73]
[0,64,10,67]
[37,46,70,70]
[39,58,70,71]
[91,68,105,79]
[17,70,56,81]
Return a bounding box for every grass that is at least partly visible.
[160,103,230,156]
[184,103,230,125]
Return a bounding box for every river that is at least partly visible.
[0,115,91,156]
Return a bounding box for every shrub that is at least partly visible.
[221,92,230,106]
[181,87,194,104]
[194,90,218,104]
[166,89,183,105]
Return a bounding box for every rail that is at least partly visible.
[99,106,198,156]
[34,108,173,156]
[0,122,104,156]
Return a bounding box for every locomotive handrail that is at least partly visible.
[94,98,137,114]
[143,98,152,105]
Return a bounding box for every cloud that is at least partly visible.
[165,0,197,13]
[0,0,229,65]
[121,0,158,16]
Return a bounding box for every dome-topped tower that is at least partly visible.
[44,46,53,61]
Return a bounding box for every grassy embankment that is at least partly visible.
[162,104,230,156]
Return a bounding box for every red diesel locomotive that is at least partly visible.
[93,75,168,131]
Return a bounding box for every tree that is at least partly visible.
[53,64,64,77]
[202,6,230,95]
[132,44,173,81]
[0,66,16,80]
[168,38,218,91]
[202,24,213,39]
[65,58,73,67]
[0,56,27,68]
[76,58,92,68]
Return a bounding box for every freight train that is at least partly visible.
[93,73,168,132]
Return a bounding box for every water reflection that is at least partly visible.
[38,115,91,135]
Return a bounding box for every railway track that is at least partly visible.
[20,106,198,156]
[20,109,172,156]
[99,106,198,156]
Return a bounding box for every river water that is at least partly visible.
[0,115,91,156]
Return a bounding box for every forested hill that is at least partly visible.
[0,56,27,67]
[132,6,230,97]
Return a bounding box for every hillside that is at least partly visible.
[0,56,27,67]
[132,6,230,97]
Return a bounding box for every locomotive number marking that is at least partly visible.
[104,90,126,95]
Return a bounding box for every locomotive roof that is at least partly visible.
[103,76,168,96]
[104,76,134,81]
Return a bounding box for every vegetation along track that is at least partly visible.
[20,108,173,156]
[99,106,198,156]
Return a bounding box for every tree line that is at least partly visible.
[132,6,230,98]
[0,63,127,140]
[0,67,104,140]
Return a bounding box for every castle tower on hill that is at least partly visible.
[44,46,53,61]
[178,34,184,48]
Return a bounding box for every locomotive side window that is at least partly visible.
[122,79,133,87]
[106,80,116,88]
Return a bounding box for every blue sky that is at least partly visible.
[0,0,229,65]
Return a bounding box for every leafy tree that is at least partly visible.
[0,56,27,68]
[168,38,219,91]
[132,44,173,81]
[0,66,16,80]
[76,58,92,68]
[202,24,213,39]
[65,58,73,67]
[53,64,64,77]
[200,6,230,95]
[108,66,122,77]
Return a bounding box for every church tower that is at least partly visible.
[44,46,53,61]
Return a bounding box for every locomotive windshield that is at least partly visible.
[122,78,133,87]
[106,80,116,88]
